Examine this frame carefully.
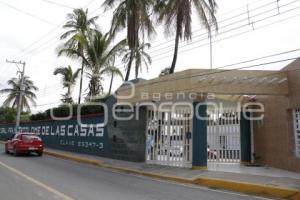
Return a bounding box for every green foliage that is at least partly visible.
[0,107,16,123]
[20,114,30,123]
[29,96,110,121]
[155,0,218,74]
[0,76,38,112]
[159,67,171,77]
[122,42,152,79]
[59,8,99,104]
[29,112,48,121]
[103,0,155,81]
[59,29,125,99]
[54,65,81,103]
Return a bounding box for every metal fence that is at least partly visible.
[146,107,193,168]
[207,107,241,163]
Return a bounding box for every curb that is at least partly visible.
[43,149,300,200]
[44,150,102,166]
[1,142,299,200]
[193,177,300,200]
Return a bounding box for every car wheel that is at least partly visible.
[37,152,43,157]
[13,147,19,156]
[5,146,9,154]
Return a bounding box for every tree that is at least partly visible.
[53,65,81,103]
[58,30,125,100]
[84,30,125,99]
[103,0,155,81]
[108,56,116,95]
[0,76,38,112]
[0,107,16,123]
[156,0,218,74]
[122,42,152,78]
[59,8,98,104]
[159,67,171,77]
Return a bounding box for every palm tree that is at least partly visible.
[159,67,171,77]
[53,65,81,103]
[59,8,98,104]
[0,76,38,112]
[58,30,126,100]
[84,30,125,99]
[122,42,152,78]
[103,0,155,81]
[156,0,218,74]
[108,56,116,95]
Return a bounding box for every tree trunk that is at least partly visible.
[67,86,71,98]
[108,57,115,94]
[109,72,114,95]
[169,28,180,74]
[125,50,134,81]
[78,60,84,104]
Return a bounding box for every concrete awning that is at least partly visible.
[117,69,288,103]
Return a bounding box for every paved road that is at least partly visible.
[0,144,274,200]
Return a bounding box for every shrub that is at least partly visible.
[30,103,107,121]
[0,107,16,123]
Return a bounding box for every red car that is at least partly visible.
[5,133,43,156]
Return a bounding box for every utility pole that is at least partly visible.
[5,59,26,132]
[209,28,213,70]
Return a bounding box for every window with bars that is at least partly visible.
[293,108,300,158]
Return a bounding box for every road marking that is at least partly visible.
[0,160,74,200]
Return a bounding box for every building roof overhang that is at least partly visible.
[117,69,288,103]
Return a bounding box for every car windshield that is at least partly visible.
[22,135,41,141]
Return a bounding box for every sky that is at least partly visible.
[0,0,300,113]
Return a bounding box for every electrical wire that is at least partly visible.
[30,56,300,110]
[129,57,299,89]
[108,0,300,67]
[7,0,105,60]
[0,0,55,25]
[39,0,74,9]
[148,0,300,58]
[10,0,284,60]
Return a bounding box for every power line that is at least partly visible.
[148,0,280,51]
[148,0,300,57]
[11,0,283,61]
[215,48,300,69]
[130,56,299,89]
[109,0,300,67]
[7,0,102,60]
[31,56,299,109]
[4,0,299,76]
[35,48,300,101]
[148,6,300,64]
[111,7,300,68]
[13,0,293,63]
[18,33,62,60]
[9,23,65,59]
[0,0,55,25]
[179,59,299,93]
[39,0,74,9]
[14,6,109,60]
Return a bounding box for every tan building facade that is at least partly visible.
[117,60,300,172]
[254,59,300,173]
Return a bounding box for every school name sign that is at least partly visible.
[0,116,110,156]
[0,124,104,137]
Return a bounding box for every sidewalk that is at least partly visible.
[44,148,300,200]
